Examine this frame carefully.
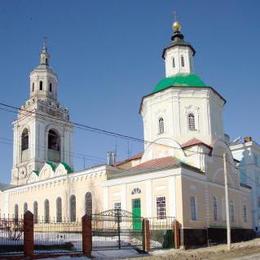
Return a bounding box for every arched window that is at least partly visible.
[181,56,185,67]
[230,201,234,223]
[48,129,60,151]
[32,83,34,92]
[14,204,19,221]
[131,188,141,195]
[56,197,62,223]
[45,58,48,65]
[172,57,175,68]
[21,129,29,151]
[44,199,50,223]
[213,196,218,221]
[190,196,197,220]
[33,201,38,224]
[49,83,52,92]
[158,117,164,134]
[39,81,43,91]
[85,192,92,216]
[188,113,196,131]
[23,202,28,214]
[70,195,76,222]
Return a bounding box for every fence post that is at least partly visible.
[82,214,92,257]
[24,211,34,258]
[173,219,180,249]
[142,218,150,252]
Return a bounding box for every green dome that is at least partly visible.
[153,73,206,93]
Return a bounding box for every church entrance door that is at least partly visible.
[132,198,141,230]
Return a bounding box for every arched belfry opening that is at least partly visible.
[48,129,60,162]
[21,128,29,162]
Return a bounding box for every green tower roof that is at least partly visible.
[153,73,206,93]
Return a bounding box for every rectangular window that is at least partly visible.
[190,196,197,221]
[156,196,166,219]
[230,201,235,223]
[243,205,247,223]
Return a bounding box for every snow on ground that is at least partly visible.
[38,249,142,259]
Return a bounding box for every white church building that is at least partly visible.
[0,20,255,247]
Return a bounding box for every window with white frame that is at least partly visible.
[156,196,166,219]
[188,113,196,131]
[243,205,247,223]
[158,117,164,134]
[213,196,218,221]
[190,196,197,220]
[172,57,175,68]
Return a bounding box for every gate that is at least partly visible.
[92,209,143,250]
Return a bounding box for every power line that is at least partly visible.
[0,102,227,160]
[1,100,257,185]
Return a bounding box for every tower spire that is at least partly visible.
[40,37,50,66]
[162,18,196,77]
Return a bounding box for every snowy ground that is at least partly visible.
[36,249,143,260]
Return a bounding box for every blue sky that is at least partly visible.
[0,0,259,183]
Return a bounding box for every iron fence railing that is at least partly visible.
[148,216,176,249]
[34,219,82,253]
[0,216,24,254]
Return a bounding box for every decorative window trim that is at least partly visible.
[185,106,200,132]
[188,113,196,131]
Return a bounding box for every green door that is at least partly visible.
[132,198,141,230]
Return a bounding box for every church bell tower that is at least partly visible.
[11,43,73,185]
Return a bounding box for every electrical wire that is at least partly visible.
[0,100,257,185]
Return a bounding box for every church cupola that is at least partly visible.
[162,21,196,77]
[40,43,50,66]
[29,42,58,101]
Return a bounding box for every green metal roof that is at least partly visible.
[61,162,74,174]
[46,161,57,171]
[153,73,206,93]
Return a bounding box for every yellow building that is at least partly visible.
[0,21,255,247]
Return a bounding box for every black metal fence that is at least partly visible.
[0,212,176,256]
[0,216,24,254]
[34,219,82,254]
[92,209,144,250]
[148,217,175,249]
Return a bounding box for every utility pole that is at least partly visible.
[223,153,231,250]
